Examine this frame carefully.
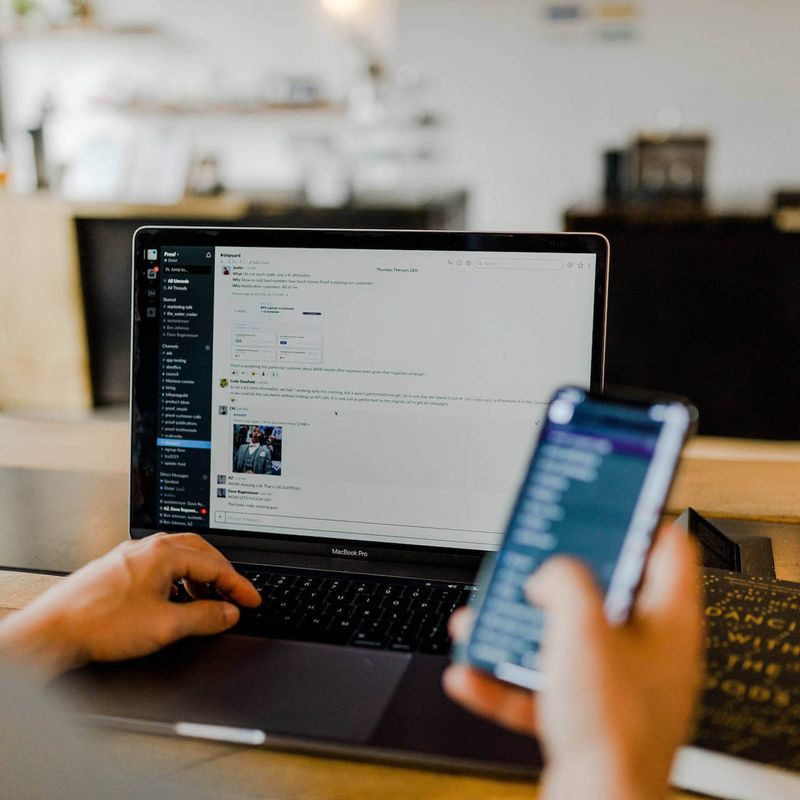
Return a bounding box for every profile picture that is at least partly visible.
[219,378,228,388]
[232,424,283,475]
[217,488,227,498]
[217,474,227,485]
[218,405,228,415]
[222,265,230,276]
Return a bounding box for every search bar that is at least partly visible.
[474,258,563,271]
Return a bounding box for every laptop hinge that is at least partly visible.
[220,547,478,584]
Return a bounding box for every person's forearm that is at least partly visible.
[0,606,82,682]
[542,749,669,800]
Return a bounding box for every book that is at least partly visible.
[671,569,800,798]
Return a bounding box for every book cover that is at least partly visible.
[695,569,800,772]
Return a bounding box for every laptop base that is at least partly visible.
[53,633,541,777]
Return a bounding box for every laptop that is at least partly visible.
[57,227,609,776]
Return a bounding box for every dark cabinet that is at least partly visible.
[565,207,800,439]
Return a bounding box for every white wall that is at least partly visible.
[2,0,799,228]
[396,0,800,229]
[0,0,397,192]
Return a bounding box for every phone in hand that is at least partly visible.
[459,385,697,690]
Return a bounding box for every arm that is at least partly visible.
[444,527,703,800]
[0,533,261,682]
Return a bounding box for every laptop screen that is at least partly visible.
[132,229,607,561]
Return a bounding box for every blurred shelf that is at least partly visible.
[92,100,345,117]
[68,194,251,219]
[565,202,773,226]
[0,22,160,42]
[775,207,800,233]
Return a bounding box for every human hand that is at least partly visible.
[0,533,261,681]
[443,526,703,800]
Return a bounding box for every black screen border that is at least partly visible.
[130,227,609,571]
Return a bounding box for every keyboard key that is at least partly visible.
[362,618,394,637]
[266,574,294,588]
[430,589,458,602]
[352,632,389,648]
[382,597,412,612]
[294,614,336,639]
[231,563,470,654]
[384,609,413,624]
[420,625,443,641]
[325,618,357,644]
[389,636,419,652]
[274,610,305,628]
[358,606,384,621]
[351,594,380,607]
[419,639,450,655]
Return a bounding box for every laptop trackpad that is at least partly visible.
[55,635,412,745]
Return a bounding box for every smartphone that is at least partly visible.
[460,385,697,691]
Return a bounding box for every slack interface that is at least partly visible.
[150,245,597,550]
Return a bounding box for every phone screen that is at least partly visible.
[462,386,694,690]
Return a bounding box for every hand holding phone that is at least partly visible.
[459,386,697,690]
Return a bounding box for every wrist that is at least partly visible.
[0,605,85,681]
[542,747,670,800]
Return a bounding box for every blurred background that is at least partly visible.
[0,0,799,438]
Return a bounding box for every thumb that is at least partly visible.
[170,600,240,639]
[525,557,608,644]
[635,524,701,628]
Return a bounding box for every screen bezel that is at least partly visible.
[130,227,610,571]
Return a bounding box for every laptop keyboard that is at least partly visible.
[232,565,477,655]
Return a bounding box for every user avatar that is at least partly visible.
[232,424,282,476]
[219,378,228,388]
[217,475,227,485]
[218,405,228,415]
[217,488,227,498]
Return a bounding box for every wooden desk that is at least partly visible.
[2,415,799,798]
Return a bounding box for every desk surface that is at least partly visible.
[2,414,800,798]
